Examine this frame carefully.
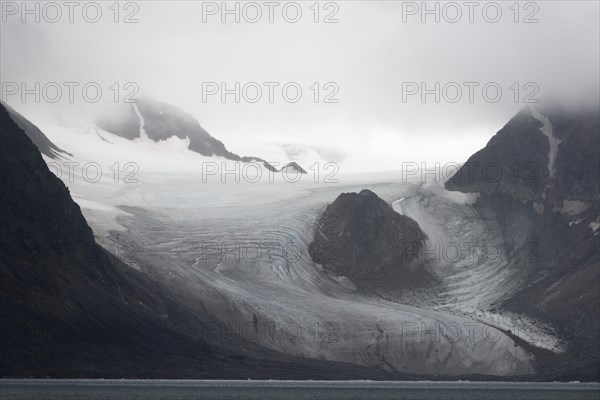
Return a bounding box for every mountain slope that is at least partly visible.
[0,101,214,376]
[95,96,304,173]
[2,103,68,159]
[445,104,600,380]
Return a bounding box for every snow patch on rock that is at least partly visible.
[531,108,562,180]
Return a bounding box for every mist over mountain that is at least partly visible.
[2,99,597,380]
[95,96,307,174]
[1,1,599,397]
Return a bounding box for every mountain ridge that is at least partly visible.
[96,96,307,174]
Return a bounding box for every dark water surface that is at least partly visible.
[1,380,599,400]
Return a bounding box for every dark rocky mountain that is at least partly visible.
[263,161,308,175]
[2,103,68,159]
[282,162,308,174]
[137,96,241,160]
[95,96,305,173]
[445,105,599,203]
[309,189,431,291]
[445,104,600,381]
[1,102,183,376]
[445,108,549,201]
[0,103,406,379]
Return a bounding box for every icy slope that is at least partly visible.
[393,182,565,353]
[101,176,532,376]
[36,122,537,376]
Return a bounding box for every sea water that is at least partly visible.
[1,380,599,400]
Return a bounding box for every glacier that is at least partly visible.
[32,121,568,376]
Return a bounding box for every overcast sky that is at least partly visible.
[1,1,599,172]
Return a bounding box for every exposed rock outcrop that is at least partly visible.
[445,108,549,202]
[309,189,430,291]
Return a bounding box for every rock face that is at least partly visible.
[446,105,599,204]
[263,161,308,174]
[281,162,308,174]
[309,190,430,290]
[445,108,549,201]
[445,103,600,381]
[2,102,68,159]
[136,96,242,159]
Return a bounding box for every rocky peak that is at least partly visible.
[309,189,430,291]
[445,104,599,206]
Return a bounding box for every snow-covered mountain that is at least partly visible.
[95,96,307,174]
[1,101,598,380]
[0,102,411,379]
